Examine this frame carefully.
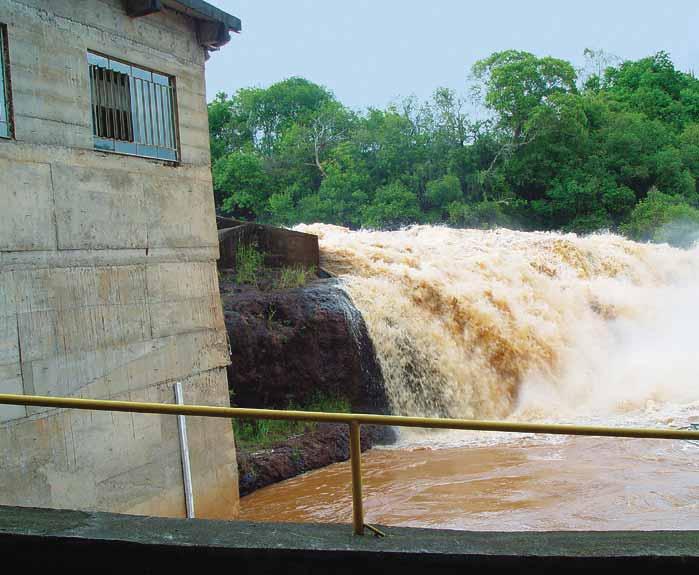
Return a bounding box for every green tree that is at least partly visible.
[679,123,699,191]
[363,182,422,229]
[207,52,699,241]
[267,191,297,226]
[447,200,511,229]
[603,52,699,130]
[208,92,252,163]
[531,178,611,232]
[621,189,699,247]
[472,50,578,139]
[213,151,269,219]
[314,144,369,226]
[237,78,335,154]
[425,174,463,219]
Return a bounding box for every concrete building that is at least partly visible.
[0,1,241,519]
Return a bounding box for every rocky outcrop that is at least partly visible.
[237,423,387,496]
[220,277,395,495]
[221,278,390,415]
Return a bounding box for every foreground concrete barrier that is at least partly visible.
[2,505,698,573]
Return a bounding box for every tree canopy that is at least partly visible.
[209,52,699,247]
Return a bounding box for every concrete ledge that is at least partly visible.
[217,222,319,270]
[2,506,699,572]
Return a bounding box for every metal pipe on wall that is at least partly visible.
[174,382,195,519]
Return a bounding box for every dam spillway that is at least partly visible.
[242,225,699,530]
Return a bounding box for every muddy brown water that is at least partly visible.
[243,226,699,530]
[241,433,699,530]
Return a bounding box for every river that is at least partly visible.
[241,225,699,530]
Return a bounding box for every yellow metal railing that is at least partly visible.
[2,392,699,535]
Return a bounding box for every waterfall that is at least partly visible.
[298,224,699,423]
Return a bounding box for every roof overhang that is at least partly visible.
[124,0,241,50]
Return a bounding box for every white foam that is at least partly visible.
[298,224,699,446]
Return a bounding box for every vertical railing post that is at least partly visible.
[349,420,364,535]
[174,382,195,519]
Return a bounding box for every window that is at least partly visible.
[0,25,10,139]
[88,53,178,161]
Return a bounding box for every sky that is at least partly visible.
[205,0,699,110]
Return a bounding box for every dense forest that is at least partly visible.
[209,50,699,246]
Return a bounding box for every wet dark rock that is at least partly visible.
[236,423,388,496]
[221,278,390,415]
[220,277,395,496]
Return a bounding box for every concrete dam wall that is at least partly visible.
[0,1,238,519]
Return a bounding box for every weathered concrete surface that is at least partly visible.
[218,220,320,271]
[0,0,238,519]
[2,506,699,573]
[0,371,238,518]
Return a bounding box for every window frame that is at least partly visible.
[87,51,179,162]
[0,23,13,140]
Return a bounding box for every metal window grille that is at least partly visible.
[0,26,9,139]
[88,53,178,161]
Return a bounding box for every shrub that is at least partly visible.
[562,211,613,234]
[362,181,422,229]
[447,200,512,229]
[235,243,265,285]
[621,189,699,247]
[232,393,351,449]
[277,265,315,289]
[425,174,463,212]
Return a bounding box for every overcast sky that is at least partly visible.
[205,0,699,110]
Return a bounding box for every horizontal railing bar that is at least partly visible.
[1,393,699,441]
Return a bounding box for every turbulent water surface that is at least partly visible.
[241,226,699,530]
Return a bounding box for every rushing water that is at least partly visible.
[241,225,699,530]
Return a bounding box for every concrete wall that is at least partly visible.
[0,0,238,519]
[218,222,320,271]
[6,507,699,573]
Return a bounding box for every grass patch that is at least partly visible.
[235,244,265,285]
[232,393,351,450]
[277,265,316,289]
[304,393,351,414]
[233,418,307,450]
[230,244,315,290]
